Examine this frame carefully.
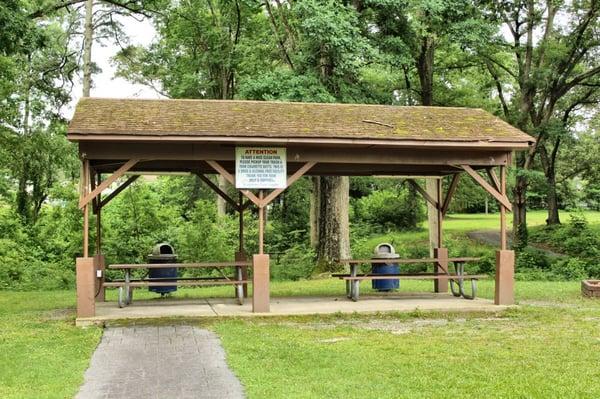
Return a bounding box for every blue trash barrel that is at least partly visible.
[148,243,178,295]
[372,243,400,291]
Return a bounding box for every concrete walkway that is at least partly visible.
[77,293,508,326]
[76,326,245,399]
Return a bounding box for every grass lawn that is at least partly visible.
[1,210,599,398]
[2,280,599,398]
[0,292,101,399]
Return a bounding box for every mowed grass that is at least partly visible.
[0,280,594,399]
[215,302,600,399]
[1,210,599,398]
[0,292,101,399]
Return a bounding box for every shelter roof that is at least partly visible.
[68,98,532,149]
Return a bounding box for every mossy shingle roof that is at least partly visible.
[68,98,532,146]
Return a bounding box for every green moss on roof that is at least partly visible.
[67,98,533,143]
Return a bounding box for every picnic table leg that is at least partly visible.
[449,262,463,297]
[125,269,133,305]
[235,266,244,305]
[350,264,360,302]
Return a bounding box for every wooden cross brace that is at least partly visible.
[206,160,317,209]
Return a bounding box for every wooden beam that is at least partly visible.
[460,165,512,211]
[260,162,316,207]
[99,175,140,209]
[195,173,240,210]
[79,159,139,208]
[441,174,461,216]
[486,167,501,192]
[500,165,507,250]
[81,159,90,258]
[206,160,262,207]
[408,179,439,209]
[81,142,510,167]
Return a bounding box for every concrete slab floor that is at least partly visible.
[77,293,510,326]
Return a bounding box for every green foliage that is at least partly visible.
[353,188,425,232]
[271,244,316,281]
[550,258,588,281]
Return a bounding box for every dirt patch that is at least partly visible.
[42,308,76,321]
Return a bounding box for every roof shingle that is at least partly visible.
[68,98,533,145]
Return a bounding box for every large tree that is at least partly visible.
[481,0,600,246]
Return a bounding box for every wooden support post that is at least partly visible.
[433,248,448,293]
[258,190,264,254]
[252,254,270,312]
[94,254,105,302]
[81,160,90,258]
[425,179,440,257]
[436,178,443,248]
[76,257,95,317]
[495,164,514,305]
[500,166,507,250]
[495,250,515,305]
[95,172,102,255]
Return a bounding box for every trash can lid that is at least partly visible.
[152,242,175,256]
[373,243,400,259]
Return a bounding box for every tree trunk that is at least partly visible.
[417,36,434,106]
[310,176,320,248]
[512,166,528,250]
[82,0,93,97]
[316,176,350,271]
[545,167,560,225]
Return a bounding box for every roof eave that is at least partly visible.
[67,133,531,150]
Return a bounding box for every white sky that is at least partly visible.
[64,16,162,119]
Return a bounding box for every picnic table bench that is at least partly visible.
[105,261,252,308]
[333,257,486,301]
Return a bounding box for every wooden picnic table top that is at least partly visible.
[108,261,252,269]
[338,257,481,265]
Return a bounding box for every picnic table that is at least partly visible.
[333,257,486,301]
[105,261,252,307]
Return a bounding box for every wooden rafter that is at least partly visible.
[99,175,140,209]
[79,159,139,209]
[206,160,317,209]
[460,165,512,211]
[205,160,262,207]
[441,173,461,216]
[261,162,316,206]
[486,168,501,192]
[195,173,240,211]
[407,179,439,209]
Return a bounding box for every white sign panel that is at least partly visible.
[235,147,287,189]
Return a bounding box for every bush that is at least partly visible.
[354,189,425,231]
[516,247,551,271]
[271,244,315,281]
[550,258,588,281]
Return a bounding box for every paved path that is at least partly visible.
[76,326,245,399]
[467,229,565,258]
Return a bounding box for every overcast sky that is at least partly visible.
[65,17,162,119]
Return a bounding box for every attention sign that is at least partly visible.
[235,147,287,189]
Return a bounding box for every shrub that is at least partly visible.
[550,258,588,281]
[516,247,551,271]
[354,189,425,231]
[271,244,315,281]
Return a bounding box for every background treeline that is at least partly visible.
[1,1,599,289]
